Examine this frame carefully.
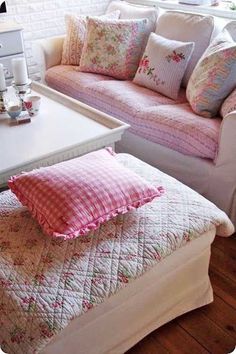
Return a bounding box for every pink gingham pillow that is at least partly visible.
[8,148,164,240]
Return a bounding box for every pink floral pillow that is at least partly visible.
[133,33,194,100]
[79,17,149,80]
[8,148,164,240]
[220,88,236,117]
[61,11,120,66]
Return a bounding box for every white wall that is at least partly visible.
[2,0,110,80]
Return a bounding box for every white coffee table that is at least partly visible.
[0,82,129,186]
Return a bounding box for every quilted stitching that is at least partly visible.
[0,154,233,354]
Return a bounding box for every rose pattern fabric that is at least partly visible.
[186,29,236,118]
[166,50,185,63]
[133,33,194,100]
[79,18,149,80]
[61,11,120,66]
[137,55,165,87]
[0,154,234,354]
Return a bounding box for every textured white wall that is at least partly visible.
[2,0,110,80]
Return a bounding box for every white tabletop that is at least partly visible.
[0,82,129,184]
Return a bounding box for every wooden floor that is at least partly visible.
[127,234,236,354]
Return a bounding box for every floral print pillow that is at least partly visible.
[187,29,236,118]
[61,11,120,66]
[133,33,194,100]
[79,18,149,80]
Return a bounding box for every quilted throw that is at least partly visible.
[0,154,234,354]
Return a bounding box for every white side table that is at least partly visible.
[0,22,24,86]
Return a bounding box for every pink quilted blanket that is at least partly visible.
[0,154,234,354]
[46,66,221,160]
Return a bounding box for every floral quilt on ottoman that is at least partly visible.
[0,154,234,354]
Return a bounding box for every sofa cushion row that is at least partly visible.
[45,65,221,160]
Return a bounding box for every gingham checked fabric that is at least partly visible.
[0,153,234,354]
[8,148,164,239]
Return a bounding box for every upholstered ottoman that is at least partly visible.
[0,154,233,354]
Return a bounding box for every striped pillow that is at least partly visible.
[61,11,120,66]
[8,148,164,240]
[133,33,194,100]
[187,29,236,118]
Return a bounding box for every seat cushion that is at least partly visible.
[45,65,114,102]
[45,66,221,160]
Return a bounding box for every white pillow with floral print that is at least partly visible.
[79,17,149,80]
[133,33,194,100]
[61,11,120,66]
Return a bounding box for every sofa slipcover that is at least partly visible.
[45,65,221,160]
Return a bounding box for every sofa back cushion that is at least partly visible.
[79,17,149,80]
[224,20,236,40]
[133,33,194,100]
[155,11,214,87]
[186,28,236,118]
[106,0,159,32]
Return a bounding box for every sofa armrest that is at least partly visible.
[215,111,236,168]
[32,35,65,83]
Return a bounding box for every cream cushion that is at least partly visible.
[155,11,214,87]
[106,0,159,32]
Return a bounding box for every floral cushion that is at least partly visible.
[220,87,236,117]
[61,11,120,66]
[133,33,194,100]
[8,148,164,240]
[186,29,236,118]
[79,17,149,80]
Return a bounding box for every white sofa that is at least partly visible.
[33,2,236,227]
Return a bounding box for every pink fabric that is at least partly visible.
[8,148,163,240]
[220,87,236,117]
[45,66,221,159]
[45,65,114,102]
